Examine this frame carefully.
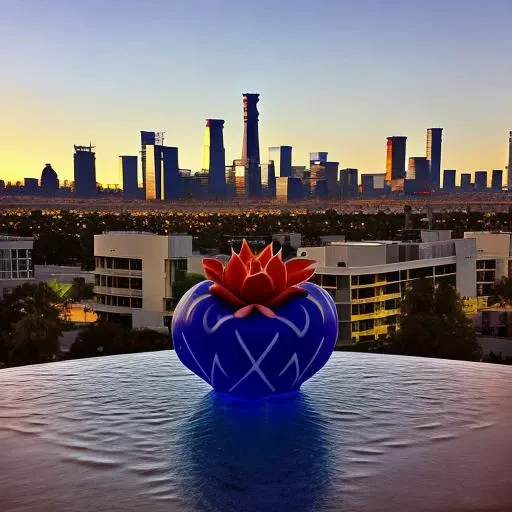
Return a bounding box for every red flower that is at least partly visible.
[202,240,316,318]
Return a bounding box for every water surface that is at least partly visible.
[0,352,511,511]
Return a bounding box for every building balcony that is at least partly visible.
[351,292,401,305]
[92,303,133,314]
[351,308,400,322]
[353,324,390,337]
[351,280,387,289]
[94,268,142,277]
[94,286,143,297]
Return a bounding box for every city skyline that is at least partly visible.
[1,0,512,183]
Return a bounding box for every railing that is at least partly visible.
[93,286,143,297]
[351,292,401,305]
[351,308,400,322]
[94,268,142,276]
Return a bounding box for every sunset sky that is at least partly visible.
[1,0,511,184]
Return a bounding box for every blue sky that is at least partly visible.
[1,0,511,183]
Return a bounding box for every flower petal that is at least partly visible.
[202,258,224,284]
[255,304,276,318]
[209,284,246,306]
[266,286,306,307]
[238,239,254,265]
[285,258,316,287]
[239,272,275,305]
[223,251,248,295]
[234,304,255,318]
[256,243,273,266]
[249,259,262,274]
[265,251,286,293]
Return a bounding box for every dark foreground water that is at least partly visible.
[0,352,511,512]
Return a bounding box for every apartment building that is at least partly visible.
[0,235,35,298]
[299,230,479,345]
[93,232,194,330]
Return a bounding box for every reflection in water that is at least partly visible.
[177,391,333,512]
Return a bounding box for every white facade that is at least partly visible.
[0,236,34,298]
[299,230,481,344]
[93,232,193,330]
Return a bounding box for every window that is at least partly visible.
[130,278,142,290]
[358,274,375,286]
[131,297,143,308]
[130,259,142,271]
[322,275,337,287]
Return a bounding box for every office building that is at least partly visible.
[276,177,303,201]
[260,161,276,196]
[93,232,193,329]
[474,171,488,190]
[0,236,34,298]
[73,144,97,197]
[508,131,512,191]
[310,161,339,199]
[268,146,292,178]
[119,156,138,198]
[491,169,503,191]
[340,168,358,198]
[426,128,443,191]
[310,152,328,163]
[24,178,39,195]
[298,231,478,345]
[161,146,181,200]
[203,119,226,197]
[241,93,261,196]
[406,157,430,194]
[40,163,59,195]
[385,136,407,191]
[144,144,162,200]
[140,131,156,195]
[460,173,472,190]
[361,174,374,194]
[443,170,456,190]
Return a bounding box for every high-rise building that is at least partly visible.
[491,169,503,191]
[119,156,138,198]
[385,136,407,183]
[310,161,339,199]
[260,162,276,196]
[310,152,328,163]
[426,128,443,191]
[203,119,226,197]
[161,146,181,200]
[241,93,261,197]
[474,171,488,190]
[340,168,358,199]
[74,144,97,197]
[361,174,374,195]
[24,178,39,195]
[407,157,430,193]
[460,173,472,190]
[140,131,156,195]
[268,146,292,178]
[145,144,161,200]
[40,163,59,195]
[507,131,512,191]
[443,170,456,190]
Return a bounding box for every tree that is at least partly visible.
[488,277,512,307]
[391,278,481,361]
[8,314,61,366]
[172,273,205,303]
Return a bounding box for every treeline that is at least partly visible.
[0,209,508,269]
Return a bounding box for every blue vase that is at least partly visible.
[172,281,338,399]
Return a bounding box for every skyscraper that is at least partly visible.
[161,146,181,200]
[385,136,407,182]
[310,152,328,163]
[241,93,261,196]
[40,163,59,195]
[119,156,138,198]
[491,169,503,191]
[507,131,512,191]
[340,168,358,199]
[474,170,488,189]
[140,131,156,194]
[268,146,292,178]
[426,128,443,191]
[407,157,430,193]
[145,144,162,200]
[443,170,456,190]
[203,119,226,197]
[73,144,97,197]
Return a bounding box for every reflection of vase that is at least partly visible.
[172,281,338,399]
[176,392,332,512]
